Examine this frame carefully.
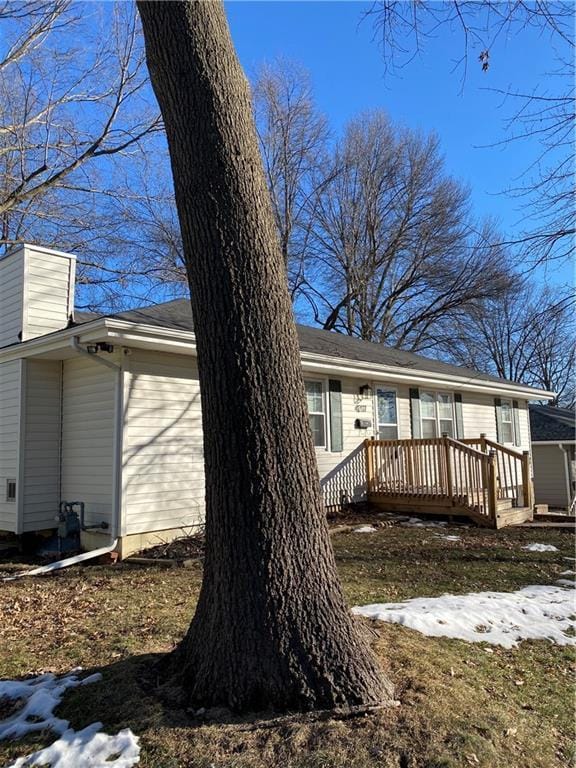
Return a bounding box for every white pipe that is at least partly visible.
[71,336,123,541]
[5,340,125,580]
[559,445,572,509]
[3,540,118,581]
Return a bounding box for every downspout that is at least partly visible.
[5,338,124,580]
[70,336,124,544]
[559,444,572,509]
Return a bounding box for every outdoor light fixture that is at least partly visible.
[359,384,373,397]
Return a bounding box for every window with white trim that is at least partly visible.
[421,391,454,438]
[376,387,398,439]
[500,399,514,444]
[304,380,326,448]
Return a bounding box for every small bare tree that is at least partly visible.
[445,283,575,406]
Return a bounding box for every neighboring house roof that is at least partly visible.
[74,298,530,390]
[529,404,576,443]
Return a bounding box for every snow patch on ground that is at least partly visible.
[400,517,448,528]
[0,671,140,767]
[522,543,559,552]
[7,724,140,768]
[434,534,461,542]
[353,584,576,648]
[560,570,575,576]
[353,525,377,534]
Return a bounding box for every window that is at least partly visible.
[421,391,454,438]
[5,479,16,502]
[305,380,326,448]
[500,399,514,444]
[376,387,398,439]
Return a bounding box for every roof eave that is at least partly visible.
[0,319,555,400]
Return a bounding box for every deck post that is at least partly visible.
[487,450,498,522]
[442,433,452,500]
[480,433,487,453]
[521,450,533,509]
[365,438,374,495]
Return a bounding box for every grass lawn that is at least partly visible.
[0,521,574,767]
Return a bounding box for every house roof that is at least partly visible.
[75,298,528,390]
[529,404,575,443]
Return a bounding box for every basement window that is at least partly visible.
[5,479,16,502]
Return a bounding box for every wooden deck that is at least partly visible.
[364,435,534,529]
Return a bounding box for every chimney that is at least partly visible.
[0,243,76,347]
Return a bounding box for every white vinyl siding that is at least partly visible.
[122,350,204,536]
[460,392,531,451]
[0,360,22,531]
[532,444,570,508]
[0,245,74,348]
[61,356,115,530]
[21,360,62,532]
[0,256,24,348]
[23,246,75,341]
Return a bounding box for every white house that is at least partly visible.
[529,405,575,511]
[0,245,554,556]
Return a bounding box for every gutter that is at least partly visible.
[0,319,554,401]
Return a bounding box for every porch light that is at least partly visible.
[359,384,373,397]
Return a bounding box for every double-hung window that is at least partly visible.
[376,387,398,439]
[500,399,514,444]
[304,380,326,448]
[421,391,454,438]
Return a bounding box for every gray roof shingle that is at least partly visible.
[529,404,575,442]
[74,298,535,389]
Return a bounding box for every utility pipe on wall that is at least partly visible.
[4,338,125,580]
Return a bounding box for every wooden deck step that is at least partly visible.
[495,506,533,529]
[496,498,513,511]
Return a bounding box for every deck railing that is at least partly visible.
[458,435,532,508]
[364,435,532,521]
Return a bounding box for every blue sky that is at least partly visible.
[226,1,573,286]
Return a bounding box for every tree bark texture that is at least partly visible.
[137,0,393,713]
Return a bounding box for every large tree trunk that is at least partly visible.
[137,0,393,713]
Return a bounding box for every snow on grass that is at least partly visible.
[7,724,140,768]
[0,670,140,767]
[352,584,576,648]
[560,570,575,576]
[400,517,448,528]
[352,525,377,534]
[522,543,559,552]
[434,534,461,542]
[0,671,101,740]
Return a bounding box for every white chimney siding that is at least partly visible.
[0,244,76,533]
[0,243,76,348]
